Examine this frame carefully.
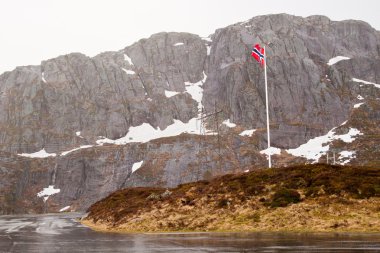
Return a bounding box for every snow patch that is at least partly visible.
[174,42,184,46]
[260,147,281,157]
[75,131,84,139]
[37,185,60,202]
[41,72,47,83]
[132,160,143,173]
[222,119,236,128]
[19,149,56,158]
[165,90,180,98]
[239,129,256,137]
[202,37,212,42]
[95,73,211,146]
[122,68,135,75]
[61,145,93,156]
[207,46,211,56]
[96,118,214,145]
[357,95,364,100]
[327,56,350,66]
[352,78,380,89]
[354,102,364,108]
[59,206,70,212]
[338,151,356,165]
[338,128,363,142]
[287,125,363,162]
[185,71,207,113]
[340,121,348,126]
[124,54,134,65]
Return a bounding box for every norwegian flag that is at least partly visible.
[251,44,265,66]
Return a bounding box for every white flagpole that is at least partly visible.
[264,46,272,168]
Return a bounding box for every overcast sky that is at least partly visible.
[1,0,379,74]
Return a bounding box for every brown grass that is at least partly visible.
[84,164,380,232]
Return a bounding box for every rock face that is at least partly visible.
[0,32,204,153]
[204,14,380,148]
[0,14,379,214]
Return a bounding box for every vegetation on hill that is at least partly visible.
[83,164,380,233]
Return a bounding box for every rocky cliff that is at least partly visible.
[0,14,379,214]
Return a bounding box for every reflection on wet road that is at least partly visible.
[0,213,380,252]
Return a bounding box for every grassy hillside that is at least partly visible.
[83,164,380,233]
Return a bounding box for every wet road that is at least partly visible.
[0,213,380,252]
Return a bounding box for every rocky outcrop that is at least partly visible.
[204,14,380,148]
[0,32,205,153]
[0,14,379,214]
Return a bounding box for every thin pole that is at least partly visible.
[215,101,221,173]
[333,151,336,165]
[264,46,272,168]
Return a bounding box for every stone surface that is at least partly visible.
[203,14,380,148]
[0,14,379,214]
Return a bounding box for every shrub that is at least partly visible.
[217,198,229,208]
[357,185,376,199]
[270,188,301,208]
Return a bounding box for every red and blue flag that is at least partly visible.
[251,44,265,66]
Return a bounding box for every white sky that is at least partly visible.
[1,0,379,74]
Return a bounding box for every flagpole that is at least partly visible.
[264,46,272,168]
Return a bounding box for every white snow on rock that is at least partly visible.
[338,128,363,142]
[122,68,135,75]
[287,125,363,162]
[260,147,281,157]
[357,95,364,100]
[61,145,93,156]
[239,129,256,137]
[174,42,184,46]
[59,206,71,212]
[354,102,364,108]
[164,90,180,98]
[132,160,143,173]
[41,72,47,83]
[338,151,356,165]
[202,37,212,42]
[37,185,60,202]
[207,46,211,56]
[222,119,236,128]
[19,149,57,158]
[352,78,380,89]
[124,54,134,65]
[327,56,350,66]
[185,71,207,112]
[96,73,212,146]
[75,131,84,139]
[96,118,214,145]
